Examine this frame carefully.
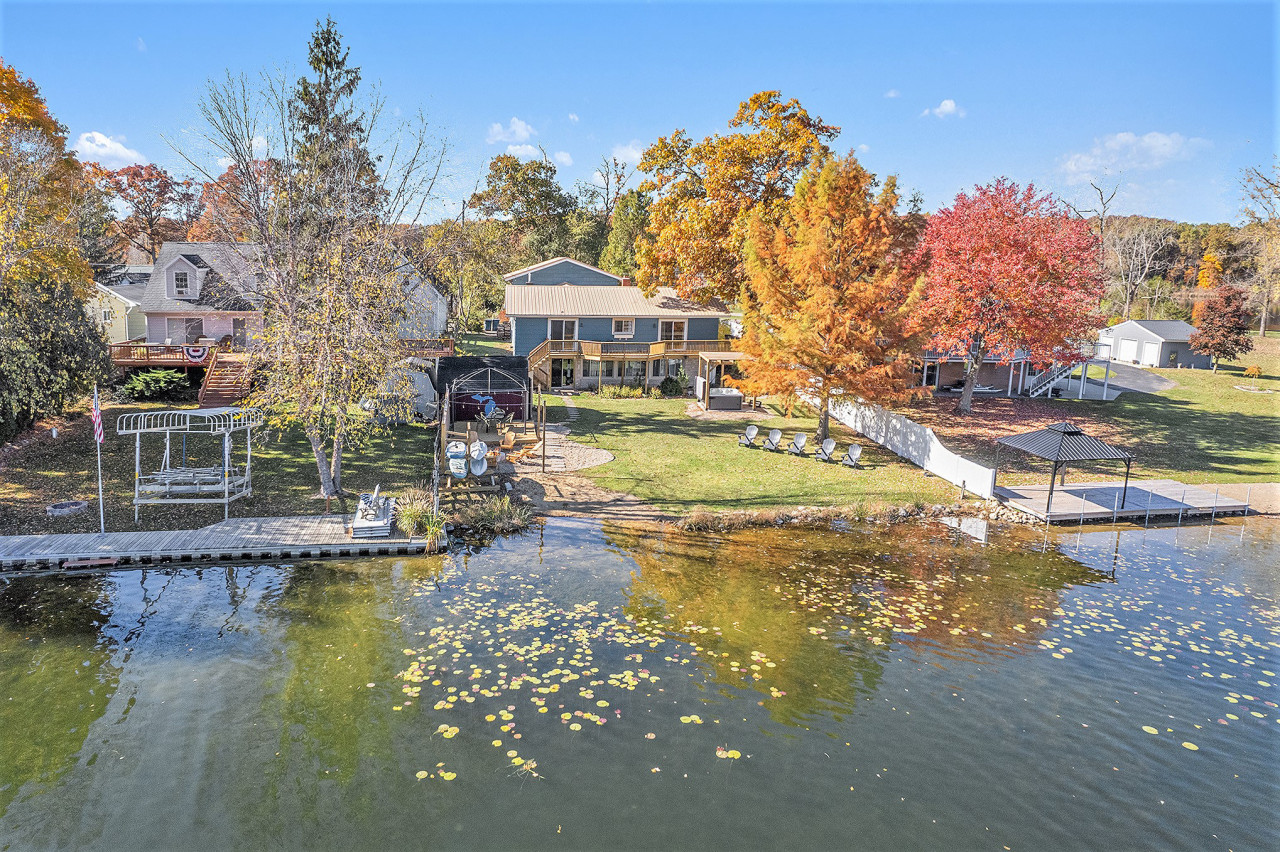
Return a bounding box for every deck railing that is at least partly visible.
[535,338,735,362]
[109,340,216,366]
[400,337,455,358]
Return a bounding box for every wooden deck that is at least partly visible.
[994,479,1251,523]
[0,515,445,572]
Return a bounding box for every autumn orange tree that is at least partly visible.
[914,178,1104,414]
[1191,249,1223,326]
[636,90,838,305]
[735,155,924,441]
[89,162,195,261]
[0,60,108,441]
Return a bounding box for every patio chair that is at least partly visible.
[786,433,807,456]
[840,445,862,469]
[814,438,836,462]
[738,424,759,448]
[762,429,783,451]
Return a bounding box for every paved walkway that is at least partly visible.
[0,515,441,571]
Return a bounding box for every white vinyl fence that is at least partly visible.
[825,398,996,499]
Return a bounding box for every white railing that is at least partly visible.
[1026,362,1075,398]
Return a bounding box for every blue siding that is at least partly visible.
[512,317,548,357]
[513,314,721,356]
[511,261,619,287]
[687,317,721,341]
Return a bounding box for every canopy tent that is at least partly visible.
[995,421,1134,513]
[117,407,264,521]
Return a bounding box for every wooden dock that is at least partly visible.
[0,515,445,572]
[994,478,1250,524]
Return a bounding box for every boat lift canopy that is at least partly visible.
[116,407,264,520]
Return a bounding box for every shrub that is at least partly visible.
[659,376,682,397]
[598,383,645,399]
[119,369,189,401]
[452,495,532,534]
[1243,364,1263,379]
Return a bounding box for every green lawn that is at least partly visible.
[455,333,512,357]
[0,401,437,536]
[563,395,956,514]
[922,335,1280,485]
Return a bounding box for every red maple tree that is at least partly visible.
[914,178,1104,413]
[1190,284,1253,372]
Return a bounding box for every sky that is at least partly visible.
[1,1,1274,224]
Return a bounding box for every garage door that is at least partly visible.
[1142,341,1160,366]
[1118,338,1138,362]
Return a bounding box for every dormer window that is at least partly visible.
[174,271,190,297]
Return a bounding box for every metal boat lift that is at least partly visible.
[116,407,265,521]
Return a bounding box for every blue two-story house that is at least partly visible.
[503,258,732,390]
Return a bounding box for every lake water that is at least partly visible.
[1,517,1276,851]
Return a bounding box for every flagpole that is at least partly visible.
[94,384,105,534]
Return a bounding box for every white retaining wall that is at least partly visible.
[826,398,997,499]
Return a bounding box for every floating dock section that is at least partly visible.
[0,515,445,571]
[994,479,1249,524]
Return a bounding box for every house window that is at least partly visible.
[101,309,111,324]
[602,360,617,379]
[667,358,684,379]
[612,318,634,338]
[173,271,190,297]
[624,360,646,382]
[583,361,600,378]
[660,320,686,342]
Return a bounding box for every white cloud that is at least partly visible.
[922,99,965,119]
[216,157,235,170]
[553,150,573,167]
[883,89,899,99]
[73,131,145,168]
[857,143,871,153]
[214,135,268,171]
[506,143,541,159]
[1059,131,1211,184]
[568,113,579,123]
[486,116,535,145]
[136,37,146,52]
[611,140,644,165]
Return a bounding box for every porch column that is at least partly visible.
[1007,362,1015,396]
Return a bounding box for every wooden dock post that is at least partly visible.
[1144,488,1152,527]
[1111,492,1119,525]
[1211,486,1220,522]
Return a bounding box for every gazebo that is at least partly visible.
[116,407,264,521]
[995,422,1134,514]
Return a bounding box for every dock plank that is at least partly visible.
[995,479,1250,524]
[0,514,439,571]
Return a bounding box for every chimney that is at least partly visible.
[620,276,632,287]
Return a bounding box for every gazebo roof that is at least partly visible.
[996,421,1132,463]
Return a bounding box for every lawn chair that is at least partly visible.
[840,445,862,468]
[762,429,783,451]
[786,433,807,456]
[738,424,759,448]
[814,437,836,462]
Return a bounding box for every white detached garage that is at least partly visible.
[1096,320,1212,369]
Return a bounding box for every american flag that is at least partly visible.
[91,385,103,444]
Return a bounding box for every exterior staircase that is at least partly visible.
[198,351,252,408]
[1026,362,1075,398]
[527,339,551,389]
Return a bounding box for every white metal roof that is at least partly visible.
[504,285,728,319]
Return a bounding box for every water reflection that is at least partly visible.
[0,575,120,821]
[610,521,1108,723]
